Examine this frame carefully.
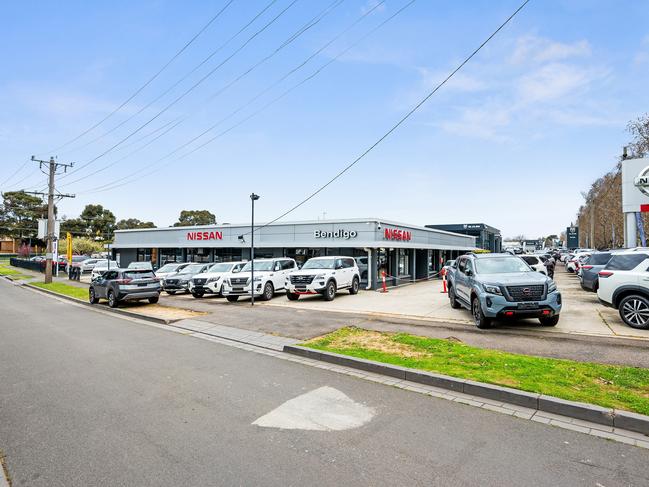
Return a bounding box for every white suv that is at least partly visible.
[189,261,247,298]
[597,251,649,329]
[221,258,297,302]
[285,256,361,301]
[518,255,547,275]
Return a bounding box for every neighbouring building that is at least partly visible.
[425,223,501,253]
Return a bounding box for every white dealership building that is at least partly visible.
[111,218,476,290]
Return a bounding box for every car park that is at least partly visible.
[90,260,119,280]
[162,263,212,295]
[518,255,547,275]
[446,253,561,329]
[597,251,649,329]
[284,256,360,301]
[189,261,246,298]
[566,252,591,273]
[89,268,161,308]
[222,258,297,302]
[579,252,614,291]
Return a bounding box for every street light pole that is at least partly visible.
[250,193,260,306]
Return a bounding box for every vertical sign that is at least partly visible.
[566,226,579,249]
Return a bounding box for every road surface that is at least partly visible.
[0,278,647,486]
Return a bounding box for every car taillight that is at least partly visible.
[115,278,132,284]
[581,265,593,270]
[598,271,614,278]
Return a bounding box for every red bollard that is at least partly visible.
[440,268,448,293]
[381,270,388,293]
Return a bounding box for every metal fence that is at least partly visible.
[10,258,46,273]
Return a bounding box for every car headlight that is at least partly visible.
[483,283,502,295]
[314,274,325,279]
[253,276,262,281]
[548,281,557,293]
[207,277,220,283]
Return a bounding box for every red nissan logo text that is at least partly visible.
[384,228,412,241]
[187,231,223,241]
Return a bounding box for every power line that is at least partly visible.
[0,159,31,189]
[59,0,299,181]
[56,0,278,158]
[41,0,235,156]
[62,0,344,188]
[247,0,530,235]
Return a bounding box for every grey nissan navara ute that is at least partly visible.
[446,253,561,329]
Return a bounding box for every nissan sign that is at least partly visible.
[634,165,649,197]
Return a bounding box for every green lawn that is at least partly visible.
[304,327,649,415]
[31,282,88,300]
[0,262,33,280]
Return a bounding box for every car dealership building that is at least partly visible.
[111,218,476,290]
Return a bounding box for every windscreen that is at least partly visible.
[520,256,537,265]
[157,264,180,273]
[475,257,531,274]
[302,258,336,270]
[586,253,612,265]
[209,263,233,273]
[181,264,207,274]
[241,261,274,272]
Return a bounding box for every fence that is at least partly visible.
[10,258,46,273]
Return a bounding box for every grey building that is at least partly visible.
[425,223,502,253]
[111,218,476,290]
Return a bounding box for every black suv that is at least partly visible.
[89,268,161,308]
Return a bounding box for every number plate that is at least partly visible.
[517,302,539,310]
[233,287,244,292]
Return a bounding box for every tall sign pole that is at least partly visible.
[27,156,75,283]
[250,193,260,306]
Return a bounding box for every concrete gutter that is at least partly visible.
[284,345,649,436]
[22,282,176,325]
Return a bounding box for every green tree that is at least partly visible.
[0,191,47,239]
[115,218,156,230]
[60,217,89,236]
[79,204,116,239]
[72,237,104,256]
[173,210,216,227]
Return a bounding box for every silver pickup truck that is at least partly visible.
[446,253,561,329]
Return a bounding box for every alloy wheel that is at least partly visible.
[621,298,649,327]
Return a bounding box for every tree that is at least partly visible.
[115,218,156,230]
[627,113,649,158]
[0,191,47,239]
[173,210,216,227]
[512,234,526,242]
[72,237,104,256]
[80,204,116,239]
[60,217,89,237]
[544,235,558,248]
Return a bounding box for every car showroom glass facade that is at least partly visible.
[111,218,476,290]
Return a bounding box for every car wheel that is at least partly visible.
[226,295,239,302]
[539,315,559,326]
[619,295,649,329]
[449,286,461,309]
[89,288,99,304]
[192,292,204,299]
[261,282,274,301]
[166,290,176,295]
[323,280,337,301]
[349,277,360,295]
[148,296,159,304]
[108,291,119,308]
[472,297,491,329]
[286,292,299,301]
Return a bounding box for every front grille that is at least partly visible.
[230,277,249,286]
[506,284,545,302]
[166,279,178,285]
[193,278,207,285]
[290,275,315,285]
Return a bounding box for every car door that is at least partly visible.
[278,260,295,290]
[454,257,469,301]
[344,258,356,286]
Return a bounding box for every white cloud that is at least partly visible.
[417,67,486,93]
[510,35,591,65]
[438,105,512,142]
[633,34,649,66]
[517,63,604,103]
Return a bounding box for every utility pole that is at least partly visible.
[250,193,260,306]
[27,156,75,284]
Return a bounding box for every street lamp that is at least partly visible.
[250,193,260,306]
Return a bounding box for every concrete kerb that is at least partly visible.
[283,345,649,436]
[22,282,176,325]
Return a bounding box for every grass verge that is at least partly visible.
[304,327,649,415]
[31,282,88,300]
[0,262,33,280]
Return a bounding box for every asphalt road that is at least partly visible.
[1,278,648,486]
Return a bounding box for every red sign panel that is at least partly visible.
[384,228,412,241]
[187,231,223,241]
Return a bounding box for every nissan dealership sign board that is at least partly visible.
[622,157,649,212]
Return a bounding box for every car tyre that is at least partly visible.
[449,286,460,309]
[108,291,119,308]
[148,296,159,304]
[349,277,360,295]
[472,297,491,329]
[192,291,204,299]
[226,295,239,302]
[539,315,559,326]
[166,290,176,295]
[323,280,336,301]
[619,295,649,329]
[89,288,99,304]
[286,292,299,301]
[261,282,274,301]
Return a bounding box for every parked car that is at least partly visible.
[446,253,561,329]
[284,256,360,301]
[90,260,119,280]
[579,252,614,291]
[518,255,548,275]
[442,260,456,276]
[89,268,161,308]
[188,261,246,298]
[356,256,368,280]
[163,263,212,294]
[597,251,649,329]
[155,262,192,281]
[566,252,591,273]
[222,258,297,302]
[127,261,153,271]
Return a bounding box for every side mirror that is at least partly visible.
[465,269,473,277]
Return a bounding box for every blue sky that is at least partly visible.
[1,0,648,238]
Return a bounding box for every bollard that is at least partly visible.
[381,270,388,293]
[440,268,448,293]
